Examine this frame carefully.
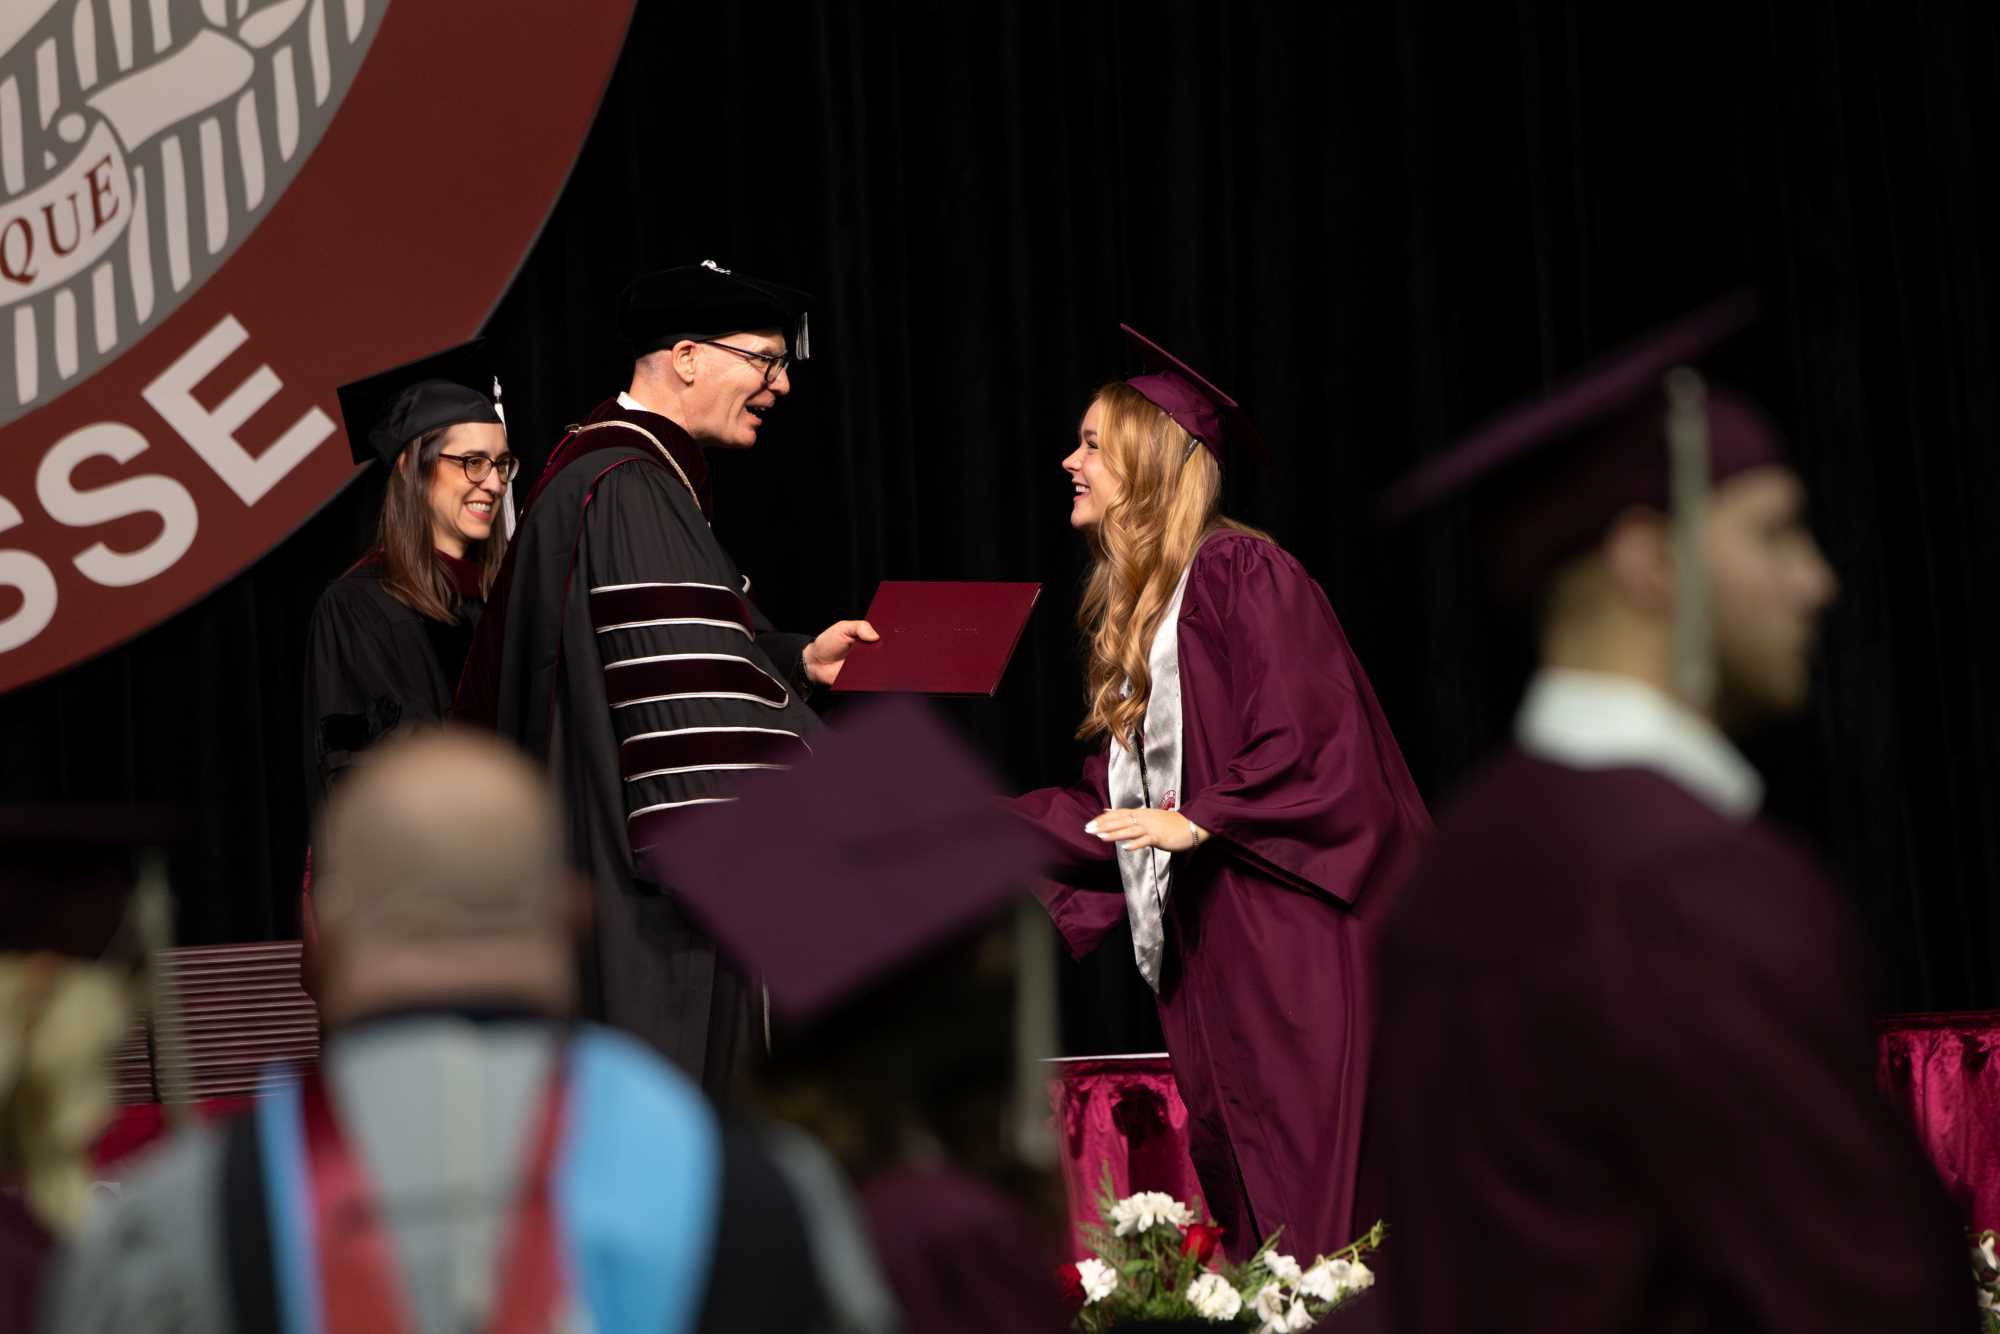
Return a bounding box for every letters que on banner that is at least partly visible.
[0,0,632,691]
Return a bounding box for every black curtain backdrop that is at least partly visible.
[5,2,1997,1050]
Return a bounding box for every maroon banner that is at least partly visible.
[0,0,633,693]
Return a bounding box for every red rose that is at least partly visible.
[1057,1262,1087,1310]
[1182,1223,1225,1264]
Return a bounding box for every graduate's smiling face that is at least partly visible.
[680,329,791,448]
[1062,398,1123,529]
[1707,465,1839,720]
[423,421,510,557]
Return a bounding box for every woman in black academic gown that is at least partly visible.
[303,341,515,809]
[302,341,514,872]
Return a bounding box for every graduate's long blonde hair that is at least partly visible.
[1078,382,1268,747]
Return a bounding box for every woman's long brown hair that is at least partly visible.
[375,425,507,623]
[1077,382,1268,747]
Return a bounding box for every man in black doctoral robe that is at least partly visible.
[456,261,874,1096]
[1371,296,1974,1331]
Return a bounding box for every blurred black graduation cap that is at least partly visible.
[335,339,503,467]
[617,259,814,362]
[644,699,1042,1026]
[0,806,187,958]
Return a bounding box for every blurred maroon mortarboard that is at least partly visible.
[1121,323,1265,465]
[1377,292,1786,600]
[643,699,1044,1024]
[0,806,187,958]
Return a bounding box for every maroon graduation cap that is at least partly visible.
[642,699,1044,1024]
[1377,292,1787,601]
[1121,323,1265,465]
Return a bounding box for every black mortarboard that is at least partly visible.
[1378,293,1785,600]
[0,805,186,958]
[335,339,503,466]
[643,699,1042,1024]
[616,259,814,361]
[1121,323,1264,464]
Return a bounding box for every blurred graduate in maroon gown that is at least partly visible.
[651,701,1074,1334]
[1372,296,1973,1331]
[1011,327,1431,1262]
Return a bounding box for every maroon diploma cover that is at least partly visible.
[832,581,1041,697]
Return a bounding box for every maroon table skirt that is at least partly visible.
[1051,1016,2000,1254]
[1046,1054,1207,1258]
[1876,1010,2000,1228]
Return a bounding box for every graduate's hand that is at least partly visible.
[803,619,881,685]
[1085,808,1208,853]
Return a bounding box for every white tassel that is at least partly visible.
[491,373,516,539]
[133,850,188,1126]
[1009,899,1059,1168]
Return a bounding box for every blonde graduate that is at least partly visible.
[1071,381,1270,751]
[1017,331,1430,1260]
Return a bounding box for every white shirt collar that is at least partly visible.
[1515,668,1764,820]
[616,390,657,415]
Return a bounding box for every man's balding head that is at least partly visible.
[312,730,577,1025]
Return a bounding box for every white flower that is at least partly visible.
[1299,1260,1340,1302]
[1108,1190,1195,1236]
[1250,1281,1289,1327]
[1264,1252,1303,1285]
[1185,1272,1244,1321]
[1282,1298,1315,1331]
[1300,1256,1375,1303]
[1979,1234,1999,1272]
[1075,1258,1119,1304]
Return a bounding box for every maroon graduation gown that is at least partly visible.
[858,1168,1071,1333]
[454,399,822,1095]
[0,1193,50,1334]
[1014,532,1431,1260]
[1371,751,1974,1333]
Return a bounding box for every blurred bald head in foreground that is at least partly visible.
[311,730,578,1026]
